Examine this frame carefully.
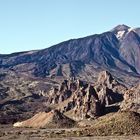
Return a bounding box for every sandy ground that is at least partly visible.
[0,125,139,140]
[0,136,140,140]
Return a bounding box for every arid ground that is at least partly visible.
[0,125,140,140]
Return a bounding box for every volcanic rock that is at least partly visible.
[72,85,102,120]
[45,72,126,121]
[120,84,140,113]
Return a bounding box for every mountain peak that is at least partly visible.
[111,24,130,32]
[111,24,131,40]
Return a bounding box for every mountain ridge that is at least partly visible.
[0,24,140,83]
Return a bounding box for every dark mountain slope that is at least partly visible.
[0,25,140,83]
[119,30,140,73]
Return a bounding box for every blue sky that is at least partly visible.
[0,0,140,54]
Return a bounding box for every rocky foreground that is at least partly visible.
[0,112,140,140]
[0,120,140,140]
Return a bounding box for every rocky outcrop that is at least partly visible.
[96,70,125,92]
[47,78,103,120]
[72,85,102,120]
[13,71,128,127]
[120,84,140,113]
[45,71,125,121]
[95,71,124,104]
[97,71,116,88]
[98,87,124,106]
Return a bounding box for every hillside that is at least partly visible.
[78,111,140,136]
[13,110,76,128]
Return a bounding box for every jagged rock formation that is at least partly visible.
[13,110,76,128]
[46,79,101,121]
[97,71,117,88]
[0,69,127,125]
[96,70,126,93]
[43,71,126,121]
[13,70,140,130]
[120,84,140,113]
[95,71,125,105]
[72,85,102,120]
